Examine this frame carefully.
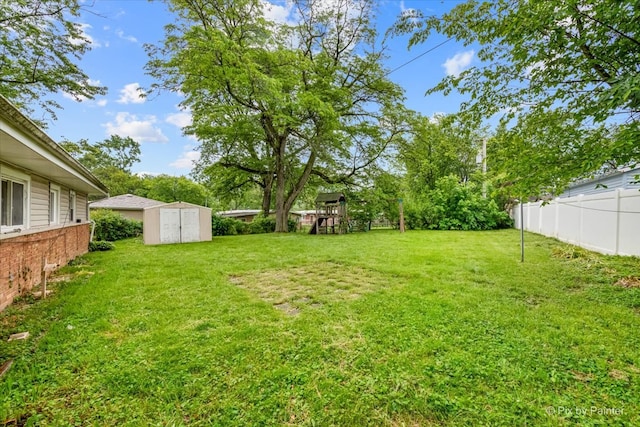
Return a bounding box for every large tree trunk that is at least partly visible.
[261,173,273,216]
[274,139,288,232]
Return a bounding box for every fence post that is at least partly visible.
[615,189,621,255]
[554,197,560,238]
[578,194,584,246]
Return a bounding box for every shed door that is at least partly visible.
[160,208,181,244]
[180,208,200,243]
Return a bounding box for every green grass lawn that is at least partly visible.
[1,230,640,426]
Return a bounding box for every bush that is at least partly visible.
[212,215,297,235]
[89,240,115,252]
[91,209,142,241]
[211,215,249,236]
[404,176,513,231]
[248,216,297,234]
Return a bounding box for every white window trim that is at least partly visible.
[50,183,61,225]
[0,164,30,233]
[69,190,76,222]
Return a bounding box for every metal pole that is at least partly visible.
[482,138,487,198]
[520,201,524,263]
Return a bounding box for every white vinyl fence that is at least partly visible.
[513,189,640,256]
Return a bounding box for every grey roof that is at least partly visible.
[217,209,262,218]
[90,194,164,210]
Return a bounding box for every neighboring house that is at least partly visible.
[295,210,318,226]
[217,209,262,222]
[90,194,164,221]
[0,95,108,311]
[217,209,302,225]
[560,167,640,198]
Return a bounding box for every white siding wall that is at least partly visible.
[514,189,640,256]
[30,176,49,228]
[60,187,69,224]
[77,193,87,221]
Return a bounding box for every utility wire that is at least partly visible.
[386,37,455,76]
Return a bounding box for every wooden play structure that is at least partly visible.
[309,192,348,234]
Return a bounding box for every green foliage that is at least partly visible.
[211,215,248,236]
[88,241,115,252]
[142,175,211,206]
[0,0,106,121]
[90,209,142,241]
[61,136,142,196]
[396,0,640,196]
[211,215,296,235]
[405,176,512,230]
[399,114,484,195]
[146,0,408,232]
[248,217,297,234]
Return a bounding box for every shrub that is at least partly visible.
[91,209,142,241]
[249,216,297,233]
[211,215,249,236]
[89,241,115,252]
[404,176,513,231]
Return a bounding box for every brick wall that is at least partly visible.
[0,223,90,311]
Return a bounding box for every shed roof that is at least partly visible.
[90,194,164,210]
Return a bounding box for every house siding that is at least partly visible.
[77,193,87,221]
[0,223,90,311]
[60,186,69,224]
[30,176,49,228]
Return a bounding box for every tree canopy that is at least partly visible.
[0,0,106,120]
[147,0,408,231]
[396,0,640,197]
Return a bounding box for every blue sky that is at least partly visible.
[40,0,473,176]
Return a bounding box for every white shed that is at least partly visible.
[143,202,212,245]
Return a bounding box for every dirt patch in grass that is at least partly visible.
[229,262,390,316]
[613,276,640,288]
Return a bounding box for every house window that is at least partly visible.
[49,184,60,224]
[69,191,76,222]
[1,168,29,231]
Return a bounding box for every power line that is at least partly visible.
[386,37,455,76]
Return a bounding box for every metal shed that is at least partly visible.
[143,201,212,245]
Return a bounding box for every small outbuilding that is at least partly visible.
[143,202,212,245]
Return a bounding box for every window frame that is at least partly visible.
[49,183,61,225]
[69,190,76,222]
[0,166,30,232]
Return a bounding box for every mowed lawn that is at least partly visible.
[1,230,640,426]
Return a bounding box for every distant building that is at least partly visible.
[90,194,164,221]
[560,167,640,198]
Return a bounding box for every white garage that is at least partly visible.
[143,202,212,245]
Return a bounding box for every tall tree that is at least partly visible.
[398,114,483,197]
[146,0,407,231]
[143,175,211,206]
[396,0,640,196]
[0,0,106,120]
[61,135,142,195]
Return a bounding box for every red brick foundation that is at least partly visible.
[0,223,90,311]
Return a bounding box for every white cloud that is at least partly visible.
[261,0,296,25]
[166,112,192,128]
[96,99,108,107]
[116,29,138,43]
[104,112,169,143]
[442,50,475,77]
[170,148,201,169]
[117,83,145,104]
